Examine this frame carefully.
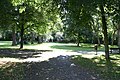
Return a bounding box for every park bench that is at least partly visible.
[110,48,120,54]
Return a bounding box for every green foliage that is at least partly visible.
[55,0,94,44]
[0,0,14,27]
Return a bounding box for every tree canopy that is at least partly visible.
[1,0,120,60]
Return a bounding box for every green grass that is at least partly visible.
[0,41,13,48]
[0,41,118,51]
[0,41,42,49]
[0,41,119,80]
[72,54,120,80]
[0,41,23,49]
[50,43,105,51]
[0,62,25,80]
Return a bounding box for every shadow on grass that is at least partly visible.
[0,48,52,59]
[72,54,120,80]
[0,62,25,80]
[0,55,102,80]
[0,48,53,80]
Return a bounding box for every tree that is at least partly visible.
[0,0,19,46]
[53,0,93,46]
[11,0,48,48]
[91,15,102,45]
[111,0,120,47]
[53,0,111,59]
[99,2,109,59]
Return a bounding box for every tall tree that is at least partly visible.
[99,2,109,59]
[53,0,93,46]
[53,0,111,59]
[12,0,46,48]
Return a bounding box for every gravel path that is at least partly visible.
[23,55,101,80]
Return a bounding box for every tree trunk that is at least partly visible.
[77,32,80,47]
[20,24,24,49]
[12,27,17,46]
[31,32,34,44]
[97,36,101,46]
[37,36,41,44]
[118,23,120,48]
[111,30,116,45]
[100,4,109,60]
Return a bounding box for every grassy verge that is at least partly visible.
[0,62,25,80]
[72,54,120,80]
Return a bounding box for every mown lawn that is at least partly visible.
[50,43,105,51]
[0,41,120,80]
[72,54,120,80]
[0,41,118,51]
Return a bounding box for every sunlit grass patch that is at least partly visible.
[0,41,105,51]
[51,43,105,51]
[50,43,94,51]
[0,41,13,48]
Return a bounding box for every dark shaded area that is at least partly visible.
[1,48,119,80]
[0,55,101,80]
[23,56,100,80]
[73,55,120,80]
[0,48,52,59]
[0,62,25,80]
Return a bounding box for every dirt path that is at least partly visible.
[23,55,101,80]
[0,43,104,80]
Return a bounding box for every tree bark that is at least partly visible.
[118,23,120,48]
[77,32,80,47]
[20,11,25,49]
[100,4,109,60]
[111,30,116,45]
[12,27,17,46]
[37,36,41,44]
[20,24,24,49]
[31,32,34,44]
[97,36,101,46]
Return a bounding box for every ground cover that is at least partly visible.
[0,41,119,80]
[73,54,120,80]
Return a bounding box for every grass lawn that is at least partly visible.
[0,41,51,50]
[50,43,106,51]
[0,41,118,51]
[0,41,13,48]
[0,41,120,80]
[72,54,120,80]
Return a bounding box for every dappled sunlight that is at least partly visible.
[23,43,75,50]
[23,43,52,50]
[110,54,120,66]
[0,50,105,64]
[0,43,105,64]
[0,43,8,45]
[73,54,120,80]
[0,58,22,62]
[0,42,119,80]
[0,54,102,80]
[77,51,105,58]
